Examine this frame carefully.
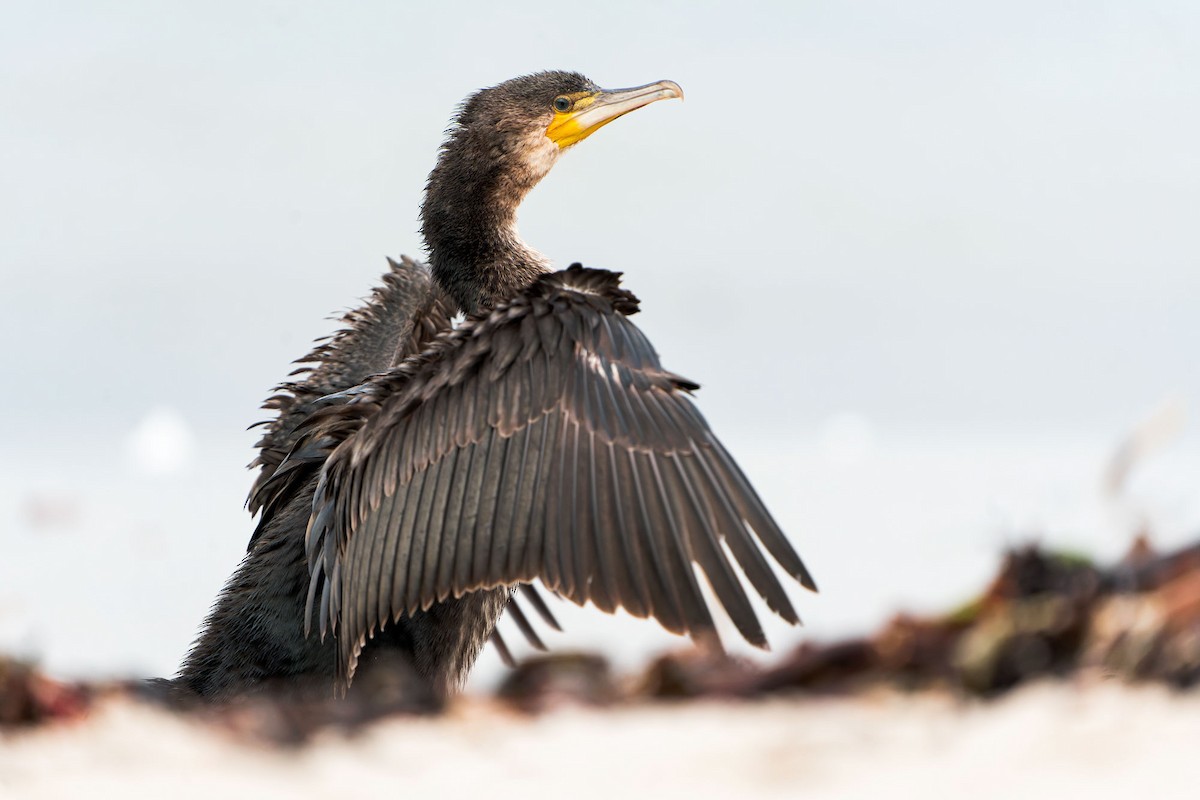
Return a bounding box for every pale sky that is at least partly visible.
[4,0,1198,443]
[2,1,1198,677]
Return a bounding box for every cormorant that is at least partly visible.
[177,71,816,702]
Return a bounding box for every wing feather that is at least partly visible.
[521,410,557,580]
[491,628,515,668]
[488,425,528,583]
[685,446,800,623]
[667,453,766,646]
[387,461,427,623]
[559,419,583,599]
[706,443,818,592]
[519,583,562,631]
[404,448,443,613]
[625,448,686,633]
[644,451,714,635]
[578,426,613,610]
[352,483,386,636]
[589,436,621,613]
[472,428,510,586]
[504,596,547,652]
[453,432,492,596]
[419,447,459,610]
[247,256,455,524]
[541,414,569,591]
[307,267,814,688]
[607,440,650,618]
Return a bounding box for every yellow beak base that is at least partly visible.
[546,80,683,148]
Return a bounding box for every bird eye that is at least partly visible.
[553,96,572,113]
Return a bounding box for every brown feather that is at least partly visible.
[302,267,814,687]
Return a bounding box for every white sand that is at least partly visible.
[2,683,1197,800]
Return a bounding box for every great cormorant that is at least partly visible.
[177,71,816,701]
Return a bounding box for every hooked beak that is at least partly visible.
[546,80,684,148]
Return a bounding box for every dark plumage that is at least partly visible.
[177,71,815,702]
[421,71,597,314]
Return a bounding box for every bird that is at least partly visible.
[175,71,817,703]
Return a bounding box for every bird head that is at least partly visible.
[446,71,683,185]
[421,71,683,313]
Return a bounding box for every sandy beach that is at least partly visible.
[2,682,1197,800]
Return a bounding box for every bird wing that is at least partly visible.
[244,256,555,659]
[306,265,817,687]
[490,584,563,667]
[247,256,456,521]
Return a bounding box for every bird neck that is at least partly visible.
[420,132,554,315]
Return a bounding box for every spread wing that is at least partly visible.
[245,255,558,657]
[306,265,817,686]
[247,256,457,519]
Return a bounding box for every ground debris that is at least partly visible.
[497,536,1200,708]
[4,536,1199,738]
[496,652,615,713]
[0,657,92,727]
[737,537,1200,700]
[638,647,762,698]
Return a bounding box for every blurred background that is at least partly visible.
[1,1,1197,689]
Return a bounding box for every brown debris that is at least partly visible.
[0,657,92,727]
[1115,538,1200,593]
[742,538,1200,701]
[4,536,1200,739]
[872,612,968,689]
[752,639,878,695]
[639,649,761,699]
[1085,566,1200,689]
[496,653,615,713]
